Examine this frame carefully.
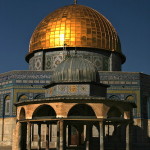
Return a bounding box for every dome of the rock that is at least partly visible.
[29,4,122,54]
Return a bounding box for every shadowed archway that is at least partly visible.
[18,94,28,102]
[19,107,26,120]
[67,104,97,148]
[107,106,123,118]
[68,104,96,118]
[32,104,56,119]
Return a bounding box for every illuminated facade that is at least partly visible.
[0,2,150,150]
[26,4,125,72]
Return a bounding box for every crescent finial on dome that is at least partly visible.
[74,0,77,4]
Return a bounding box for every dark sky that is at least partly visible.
[0,0,150,74]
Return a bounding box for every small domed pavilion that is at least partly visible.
[14,55,135,150]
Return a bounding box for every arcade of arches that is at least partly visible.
[14,101,133,150]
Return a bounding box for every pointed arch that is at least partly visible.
[18,94,28,102]
[107,106,123,118]
[125,95,134,101]
[32,104,56,119]
[109,95,120,100]
[34,94,45,99]
[68,104,96,118]
[4,95,11,115]
[19,107,26,120]
[5,95,10,100]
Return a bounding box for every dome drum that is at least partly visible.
[44,56,108,98]
[26,48,123,71]
[45,83,107,98]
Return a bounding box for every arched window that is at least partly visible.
[19,108,26,120]
[5,95,11,115]
[18,94,28,102]
[107,107,123,118]
[0,95,2,115]
[148,97,150,119]
[34,94,45,99]
[109,95,120,100]
[126,95,136,116]
[125,95,134,101]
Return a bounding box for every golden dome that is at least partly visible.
[29,4,122,54]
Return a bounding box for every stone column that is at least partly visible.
[108,121,110,136]
[56,120,64,150]
[63,122,66,149]
[38,123,41,150]
[16,122,21,150]
[49,124,52,142]
[46,123,49,150]
[68,125,71,146]
[66,125,68,147]
[86,124,90,150]
[84,125,86,141]
[126,124,130,150]
[31,124,34,141]
[60,120,64,150]
[99,121,104,150]
[57,121,60,150]
[27,122,31,150]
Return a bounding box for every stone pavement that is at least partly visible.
[0,146,12,150]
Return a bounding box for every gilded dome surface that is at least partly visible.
[52,56,99,83]
[29,4,122,54]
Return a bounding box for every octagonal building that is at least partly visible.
[0,1,150,150]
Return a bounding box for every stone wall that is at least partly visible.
[0,117,16,146]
